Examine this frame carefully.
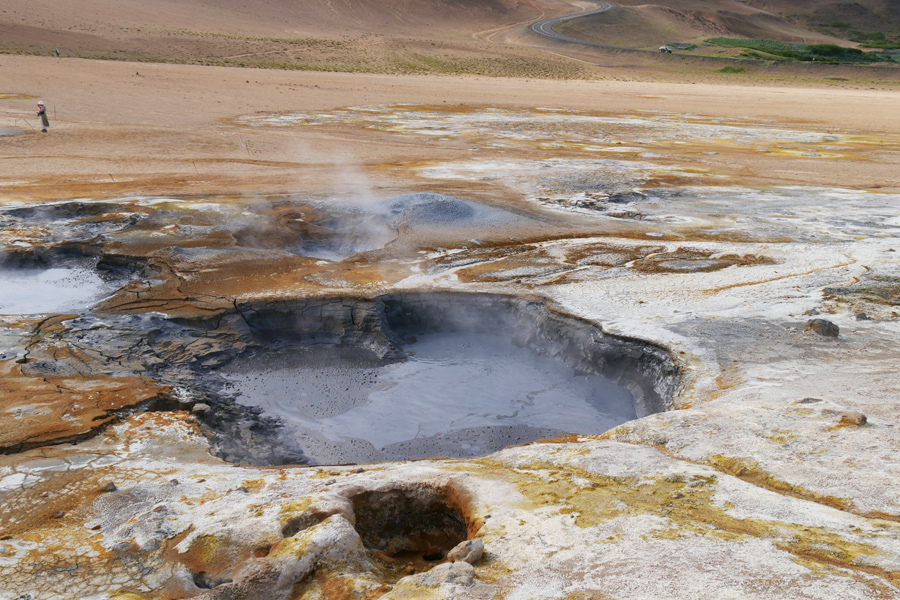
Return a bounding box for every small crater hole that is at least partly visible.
[192,571,232,589]
[350,485,469,581]
[281,514,321,538]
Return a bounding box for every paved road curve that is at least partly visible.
[529,1,622,49]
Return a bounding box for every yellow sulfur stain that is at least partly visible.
[241,478,267,493]
[708,455,852,512]
[462,455,898,590]
[280,497,316,517]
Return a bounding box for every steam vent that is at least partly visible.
[3,16,900,598]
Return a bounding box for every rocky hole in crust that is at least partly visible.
[192,571,232,590]
[349,485,470,581]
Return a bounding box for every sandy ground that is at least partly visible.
[2,54,899,203]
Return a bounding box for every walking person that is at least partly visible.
[37,100,49,133]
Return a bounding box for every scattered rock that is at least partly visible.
[141,356,166,370]
[803,308,820,316]
[52,511,65,518]
[446,539,484,564]
[101,482,117,492]
[416,561,476,587]
[839,411,867,426]
[799,397,823,404]
[804,318,839,337]
[855,312,871,321]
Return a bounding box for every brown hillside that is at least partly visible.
[557,6,846,50]
[0,0,591,76]
[1,0,897,77]
[743,0,900,28]
[564,0,857,49]
[570,0,900,49]
[0,0,568,38]
[663,0,899,39]
[554,5,732,50]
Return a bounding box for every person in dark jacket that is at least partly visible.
[38,100,49,133]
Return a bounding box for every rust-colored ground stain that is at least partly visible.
[0,357,170,453]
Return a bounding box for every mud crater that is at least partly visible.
[195,292,681,465]
[0,198,681,467]
[234,192,520,260]
[0,201,148,314]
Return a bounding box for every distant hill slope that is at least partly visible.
[742,0,900,32]
[1,0,897,75]
[0,0,561,38]
[0,0,589,75]
[570,0,900,49]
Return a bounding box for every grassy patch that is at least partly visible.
[705,37,894,64]
[852,33,900,50]
[669,43,700,51]
[717,66,746,74]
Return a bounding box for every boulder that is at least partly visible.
[446,539,483,564]
[804,318,839,337]
[839,411,867,426]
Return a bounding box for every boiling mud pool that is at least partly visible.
[0,267,119,314]
[222,332,636,464]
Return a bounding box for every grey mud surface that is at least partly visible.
[220,331,636,464]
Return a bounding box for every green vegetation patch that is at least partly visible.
[705,37,894,64]
[717,66,746,74]
[848,31,900,50]
[820,22,900,49]
[669,43,700,51]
